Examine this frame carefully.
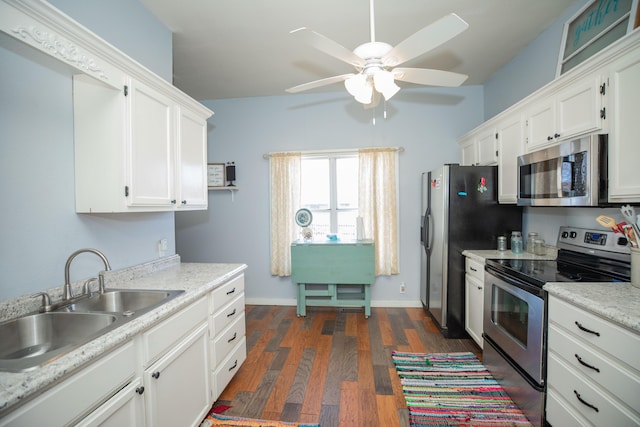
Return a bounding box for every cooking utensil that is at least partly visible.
[621,205,640,241]
[596,215,620,232]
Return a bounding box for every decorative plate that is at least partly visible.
[295,208,313,227]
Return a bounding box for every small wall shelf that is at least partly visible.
[208,186,238,191]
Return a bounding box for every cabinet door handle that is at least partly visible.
[547,135,553,141]
[181,200,187,205]
[477,285,483,290]
[227,308,237,318]
[135,386,145,395]
[600,107,606,119]
[574,390,599,412]
[226,287,236,295]
[152,371,161,379]
[227,332,237,343]
[574,321,600,336]
[574,354,600,373]
[228,360,238,372]
[171,199,177,204]
[554,133,560,138]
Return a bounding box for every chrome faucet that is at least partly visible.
[63,248,112,300]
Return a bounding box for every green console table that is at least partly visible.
[291,240,375,317]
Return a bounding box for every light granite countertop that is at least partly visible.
[462,248,557,263]
[544,282,640,333]
[0,255,247,415]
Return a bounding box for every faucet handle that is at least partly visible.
[82,277,99,297]
[30,292,53,312]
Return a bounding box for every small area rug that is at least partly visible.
[201,413,320,427]
[392,351,532,427]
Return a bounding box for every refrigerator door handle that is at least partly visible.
[427,214,434,251]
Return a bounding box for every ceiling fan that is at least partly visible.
[285,0,469,105]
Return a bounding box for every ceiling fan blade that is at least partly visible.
[285,73,355,93]
[290,27,365,67]
[393,68,468,87]
[383,13,468,67]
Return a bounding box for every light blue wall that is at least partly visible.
[176,88,484,305]
[483,0,591,120]
[0,0,174,301]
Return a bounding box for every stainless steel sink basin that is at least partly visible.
[0,312,119,372]
[62,289,184,315]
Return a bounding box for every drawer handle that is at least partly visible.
[229,360,238,372]
[152,371,160,379]
[574,321,600,337]
[226,287,236,295]
[227,332,237,343]
[227,308,237,318]
[470,266,477,272]
[574,354,600,373]
[135,386,145,395]
[574,390,599,412]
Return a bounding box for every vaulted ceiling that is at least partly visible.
[139,0,577,101]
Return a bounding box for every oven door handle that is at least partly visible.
[484,265,545,297]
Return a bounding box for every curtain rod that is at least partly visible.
[262,146,404,159]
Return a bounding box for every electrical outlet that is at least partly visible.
[400,281,406,294]
[158,238,168,256]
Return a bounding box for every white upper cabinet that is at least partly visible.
[607,46,640,203]
[496,112,524,204]
[525,73,605,152]
[459,127,498,166]
[0,0,213,213]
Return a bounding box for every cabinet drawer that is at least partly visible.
[465,258,484,281]
[549,324,640,412]
[546,389,592,427]
[0,341,136,427]
[547,353,640,426]
[142,297,208,366]
[548,296,640,372]
[212,337,246,400]
[211,293,245,336]
[211,274,245,312]
[212,312,246,367]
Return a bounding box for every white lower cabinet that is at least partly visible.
[464,257,484,349]
[209,274,247,400]
[546,296,640,426]
[76,378,145,427]
[143,322,210,427]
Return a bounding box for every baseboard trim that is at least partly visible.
[244,297,423,308]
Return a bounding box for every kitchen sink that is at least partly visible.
[0,312,119,372]
[0,289,185,372]
[61,289,184,315]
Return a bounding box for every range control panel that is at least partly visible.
[557,226,630,259]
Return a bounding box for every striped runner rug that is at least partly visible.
[392,351,532,426]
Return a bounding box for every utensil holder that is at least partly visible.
[631,247,640,288]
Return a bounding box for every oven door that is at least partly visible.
[483,267,545,385]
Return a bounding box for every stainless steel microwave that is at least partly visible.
[517,134,608,206]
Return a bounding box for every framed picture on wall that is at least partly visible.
[557,0,639,76]
[207,163,226,187]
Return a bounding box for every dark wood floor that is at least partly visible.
[213,305,480,427]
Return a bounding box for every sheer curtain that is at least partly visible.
[269,152,301,276]
[358,148,399,275]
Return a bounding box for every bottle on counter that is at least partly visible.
[526,232,539,253]
[511,231,523,254]
[497,236,507,251]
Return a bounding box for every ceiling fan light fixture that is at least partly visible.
[345,74,373,104]
[373,70,400,101]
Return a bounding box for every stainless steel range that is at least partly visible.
[483,226,631,427]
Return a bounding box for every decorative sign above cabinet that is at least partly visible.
[557,0,638,76]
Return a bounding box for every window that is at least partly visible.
[300,153,358,240]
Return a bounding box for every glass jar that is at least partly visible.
[511,231,523,254]
[497,236,507,251]
[526,232,539,253]
[533,239,546,256]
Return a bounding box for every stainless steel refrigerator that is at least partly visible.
[420,165,522,338]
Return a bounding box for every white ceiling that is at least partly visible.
[139,0,577,101]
